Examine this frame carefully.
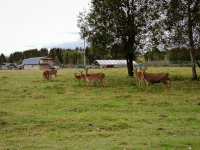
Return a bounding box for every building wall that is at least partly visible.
[39,64,51,70]
[40,59,54,67]
[24,65,40,70]
[24,64,51,70]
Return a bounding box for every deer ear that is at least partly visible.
[139,67,142,70]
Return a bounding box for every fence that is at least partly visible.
[59,64,86,69]
[144,61,200,67]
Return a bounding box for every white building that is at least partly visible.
[93,60,138,68]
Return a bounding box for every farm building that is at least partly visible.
[21,56,55,70]
[93,60,138,68]
[2,63,19,70]
[0,63,5,70]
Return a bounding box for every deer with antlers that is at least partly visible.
[140,67,173,94]
[74,73,82,84]
[84,68,105,90]
[132,67,145,86]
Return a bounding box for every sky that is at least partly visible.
[0,0,90,56]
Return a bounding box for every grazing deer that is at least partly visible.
[42,70,50,80]
[140,67,173,94]
[49,69,57,80]
[84,68,105,90]
[74,73,82,84]
[79,70,86,85]
[132,67,145,86]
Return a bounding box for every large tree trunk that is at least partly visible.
[188,2,198,80]
[126,53,134,77]
[189,49,197,79]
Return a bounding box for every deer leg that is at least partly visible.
[100,80,103,90]
[145,82,150,93]
[167,81,174,92]
[102,79,105,89]
[135,75,138,84]
[141,76,145,83]
[163,84,167,94]
[89,81,91,90]
[151,84,155,93]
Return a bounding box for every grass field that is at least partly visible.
[0,67,200,150]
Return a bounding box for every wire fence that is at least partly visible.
[144,61,200,67]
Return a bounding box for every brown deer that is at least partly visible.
[42,70,50,80]
[140,67,173,94]
[74,73,82,84]
[84,68,105,90]
[49,69,57,80]
[79,70,86,85]
[132,67,145,86]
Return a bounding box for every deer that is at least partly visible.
[79,70,86,85]
[74,73,82,84]
[48,69,57,80]
[140,67,173,94]
[132,67,145,86]
[42,70,50,80]
[84,68,105,90]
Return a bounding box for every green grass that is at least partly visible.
[0,67,200,150]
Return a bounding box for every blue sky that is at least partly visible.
[0,0,90,56]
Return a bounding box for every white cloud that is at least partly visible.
[0,0,90,56]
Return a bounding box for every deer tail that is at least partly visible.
[103,74,105,78]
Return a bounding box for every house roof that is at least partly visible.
[4,63,18,68]
[2,62,10,65]
[93,60,138,65]
[21,56,53,65]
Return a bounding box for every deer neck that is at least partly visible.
[85,70,89,77]
[142,71,147,79]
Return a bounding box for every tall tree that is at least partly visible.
[162,0,200,79]
[49,48,64,64]
[23,49,39,58]
[9,52,23,63]
[39,48,49,56]
[77,0,151,76]
[0,53,6,63]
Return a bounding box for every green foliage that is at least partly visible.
[17,59,23,65]
[63,50,83,64]
[144,49,166,61]
[23,49,39,58]
[0,53,6,63]
[9,51,24,63]
[168,47,190,61]
[54,56,61,65]
[77,0,155,76]
[39,48,48,56]
[168,47,200,61]
[48,48,64,64]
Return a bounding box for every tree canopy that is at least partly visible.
[77,0,156,76]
